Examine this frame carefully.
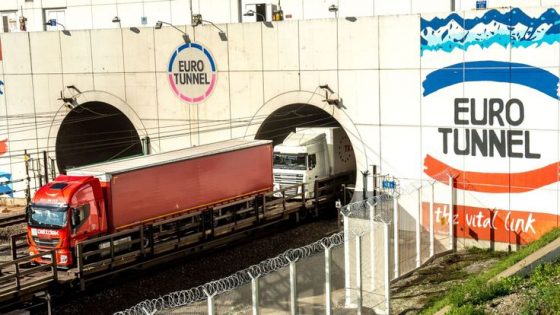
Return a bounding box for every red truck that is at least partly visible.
[27,139,273,267]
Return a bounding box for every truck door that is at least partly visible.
[70,184,101,243]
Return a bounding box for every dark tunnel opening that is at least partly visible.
[56,101,143,173]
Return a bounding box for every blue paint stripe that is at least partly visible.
[203,48,216,72]
[168,43,190,72]
[422,61,560,100]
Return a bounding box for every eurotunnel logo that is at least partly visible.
[167,43,217,104]
[421,8,560,194]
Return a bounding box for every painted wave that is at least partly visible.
[421,8,560,55]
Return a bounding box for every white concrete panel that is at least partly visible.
[60,30,93,73]
[91,29,124,73]
[171,0,191,26]
[278,0,304,20]
[125,73,157,117]
[339,0,374,17]
[355,124,381,173]
[379,14,420,70]
[380,69,421,126]
[412,0,451,14]
[375,0,412,16]
[338,70,379,125]
[91,4,118,30]
[228,22,262,71]
[123,27,155,72]
[42,0,67,8]
[542,0,560,5]
[198,0,235,24]
[299,19,337,71]
[420,11,465,70]
[299,70,337,95]
[380,126,422,178]
[302,0,333,20]
[155,72,190,151]
[4,75,34,115]
[463,8,511,63]
[193,24,229,72]
[189,103,199,146]
[30,32,62,74]
[25,8,47,33]
[65,6,93,30]
[197,73,231,144]
[511,7,559,68]
[33,74,63,152]
[63,74,94,92]
[70,0,94,5]
[1,33,31,74]
[338,17,378,70]
[117,3,144,28]
[144,1,171,28]
[91,0,117,4]
[0,0,17,11]
[230,71,264,139]
[262,20,299,71]
[93,73,126,100]
[420,67,463,128]
[263,71,300,103]
[154,25,193,72]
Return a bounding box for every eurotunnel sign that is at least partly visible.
[168,43,217,104]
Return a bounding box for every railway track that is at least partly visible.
[0,213,26,229]
[0,174,352,313]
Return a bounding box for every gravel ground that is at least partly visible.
[40,218,339,315]
[390,249,509,315]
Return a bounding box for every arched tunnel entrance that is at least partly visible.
[255,104,357,201]
[56,101,143,173]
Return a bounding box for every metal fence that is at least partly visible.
[116,175,455,315]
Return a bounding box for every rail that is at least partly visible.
[0,213,26,229]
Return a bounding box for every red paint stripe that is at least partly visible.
[424,154,560,193]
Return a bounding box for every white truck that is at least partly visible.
[273,127,355,198]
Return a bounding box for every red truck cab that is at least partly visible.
[27,175,107,267]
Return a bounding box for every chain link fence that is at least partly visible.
[116,174,455,315]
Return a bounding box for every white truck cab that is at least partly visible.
[273,127,355,198]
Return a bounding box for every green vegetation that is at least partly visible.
[421,228,560,314]
[522,262,560,314]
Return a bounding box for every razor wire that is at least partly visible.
[115,231,345,315]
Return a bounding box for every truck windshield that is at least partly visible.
[28,204,68,229]
[273,153,307,170]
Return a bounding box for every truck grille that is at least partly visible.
[33,236,59,248]
[274,173,304,196]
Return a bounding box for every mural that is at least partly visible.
[421,7,560,244]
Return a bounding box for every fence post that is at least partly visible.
[429,183,435,257]
[289,259,298,315]
[204,288,216,315]
[393,196,399,278]
[43,151,48,183]
[249,272,260,315]
[343,213,352,306]
[383,223,391,315]
[416,187,422,268]
[355,234,362,315]
[324,245,332,315]
[369,202,376,292]
[448,175,454,251]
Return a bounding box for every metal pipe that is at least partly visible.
[325,246,332,315]
[251,274,260,315]
[416,187,421,268]
[43,151,48,183]
[289,260,298,315]
[207,294,215,315]
[356,234,362,315]
[448,175,454,251]
[393,196,399,278]
[430,183,435,257]
[343,214,351,306]
[384,223,391,314]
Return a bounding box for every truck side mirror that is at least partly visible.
[71,208,80,228]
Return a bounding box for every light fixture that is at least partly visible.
[155,21,191,44]
[319,84,345,109]
[243,10,266,22]
[190,14,228,41]
[112,16,121,28]
[45,19,70,35]
[58,85,82,110]
[328,4,338,12]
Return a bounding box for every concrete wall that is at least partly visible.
[1,5,560,246]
